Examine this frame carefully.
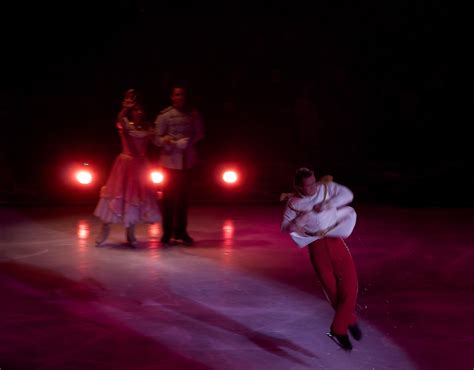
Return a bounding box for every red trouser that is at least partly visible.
[308,237,358,335]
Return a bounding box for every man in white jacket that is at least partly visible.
[281,167,362,351]
[154,84,204,246]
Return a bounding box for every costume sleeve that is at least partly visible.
[154,114,172,148]
[281,200,299,233]
[323,182,354,209]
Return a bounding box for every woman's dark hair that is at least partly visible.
[121,89,151,128]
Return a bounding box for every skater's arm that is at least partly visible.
[116,107,133,130]
[281,202,307,233]
[281,202,297,233]
[323,182,353,210]
[116,90,136,129]
[154,115,175,147]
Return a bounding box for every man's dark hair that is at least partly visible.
[171,81,189,94]
[294,167,314,188]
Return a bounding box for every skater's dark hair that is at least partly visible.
[294,167,314,190]
[171,81,189,94]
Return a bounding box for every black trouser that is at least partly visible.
[161,168,191,238]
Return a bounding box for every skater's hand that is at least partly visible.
[122,97,136,109]
[162,135,174,144]
[305,230,327,237]
[176,137,189,149]
[318,175,333,184]
[122,89,137,108]
[123,89,137,106]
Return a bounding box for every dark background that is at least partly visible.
[1,2,472,206]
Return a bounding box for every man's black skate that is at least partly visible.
[175,233,194,246]
[348,324,362,341]
[327,332,353,351]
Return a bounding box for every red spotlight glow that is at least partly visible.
[222,170,238,184]
[75,170,93,185]
[76,220,90,239]
[151,171,164,184]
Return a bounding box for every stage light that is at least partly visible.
[222,170,238,184]
[151,171,164,184]
[75,170,93,185]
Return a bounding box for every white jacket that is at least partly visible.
[281,182,356,247]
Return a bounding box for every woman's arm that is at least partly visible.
[116,94,136,129]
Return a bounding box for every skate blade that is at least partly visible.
[326,332,347,350]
